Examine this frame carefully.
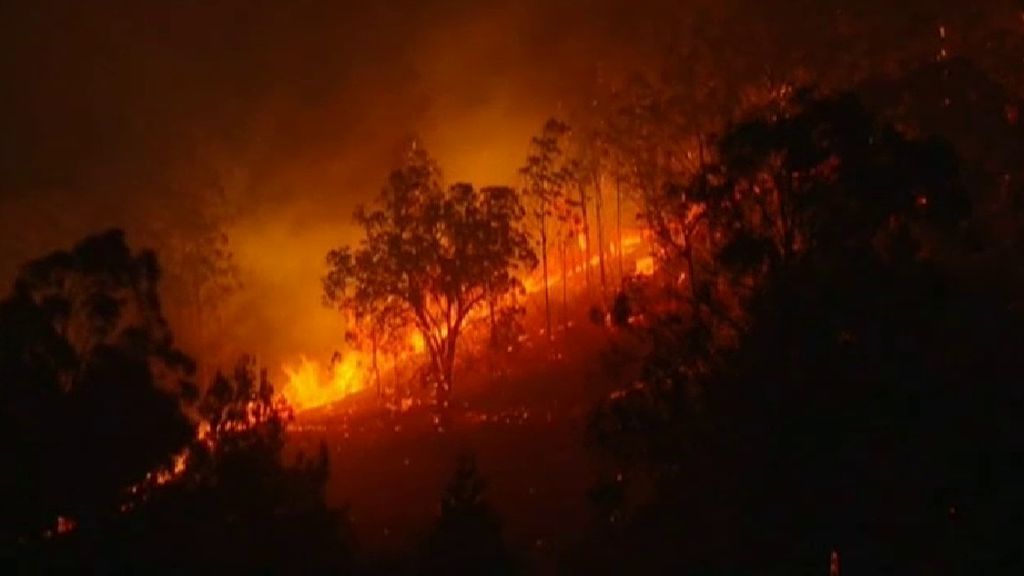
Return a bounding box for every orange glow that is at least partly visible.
[145,450,189,487]
[635,256,655,276]
[281,353,366,412]
[274,228,653,413]
[620,235,643,251]
[410,332,426,353]
[523,231,650,293]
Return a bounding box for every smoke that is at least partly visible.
[1,0,1012,369]
[0,0,684,368]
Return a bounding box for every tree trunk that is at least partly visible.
[392,351,400,396]
[488,292,496,346]
[540,208,552,339]
[487,294,497,382]
[594,173,608,300]
[615,175,624,284]
[436,337,457,410]
[371,327,381,398]
[560,234,568,329]
[578,182,591,292]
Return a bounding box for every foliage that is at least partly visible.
[584,92,1023,574]
[419,454,517,576]
[520,118,574,334]
[324,144,536,407]
[1,233,352,573]
[520,119,574,214]
[95,358,353,575]
[646,91,970,339]
[711,91,967,269]
[0,229,197,547]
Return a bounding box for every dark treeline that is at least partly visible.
[0,231,351,574]
[580,89,1024,573]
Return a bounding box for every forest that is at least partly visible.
[2,1,1024,574]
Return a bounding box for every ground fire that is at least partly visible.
[281,228,652,413]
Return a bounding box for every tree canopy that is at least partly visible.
[0,229,197,545]
[324,144,536,408]
[1,232,352,573]
[583,91,1023,574]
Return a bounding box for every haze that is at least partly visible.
[0,0,689,367]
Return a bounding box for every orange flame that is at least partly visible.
[276,230,654,413]
[635,256,655,276]
[281,353,366,412]
[410,332,426,353]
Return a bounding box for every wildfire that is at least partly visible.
[523,231,652,293]
[281,353,366,412]
[278,231,653,413]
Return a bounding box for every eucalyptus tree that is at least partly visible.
[324,145,535,409]
[520,118,573,337]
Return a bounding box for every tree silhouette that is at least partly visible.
[585,92,1023,574]
[571,110,614,300]
[0,229,196,548]
[21,357,355,575]
[710,91,968,274]
[419,454,517,575]
[521,118,572,338]
[324,144,536,410]
[99,357,353,575]
[2,233,353,573]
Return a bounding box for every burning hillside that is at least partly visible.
[280,225,652,414]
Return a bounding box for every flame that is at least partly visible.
[281,353,366,412]
[410,332,426,353]
[522,231,651,293]
[273,229,655,413]
[620,235,644,251]
[635,256,655,276]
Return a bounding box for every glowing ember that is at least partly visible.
[281,353,366,412]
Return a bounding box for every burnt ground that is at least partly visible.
[286,314,640,572]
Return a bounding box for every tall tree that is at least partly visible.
[324,145,535,410]
[567,156,593,294]
[554,188,579,327]
[520,118,572,338]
